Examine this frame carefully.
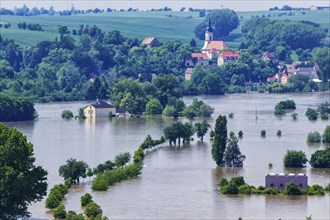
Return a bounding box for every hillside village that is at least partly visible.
[180,20,321,85]
[141,19,321,86]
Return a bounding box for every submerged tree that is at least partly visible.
[283,150,308,167]
[0,123,48,219]
[164,122,195,145]
[59,158,88,184]
[224,133,246,167]
[114,152,131,168]
[194,120,210,141]
[212,115,227,166]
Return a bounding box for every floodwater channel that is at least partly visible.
[5,92,330,219]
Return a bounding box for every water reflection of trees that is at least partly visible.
[265,194,308,215]
[306,142,322,148]
[212,167,245,185]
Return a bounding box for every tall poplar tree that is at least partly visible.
[212,115,227,166]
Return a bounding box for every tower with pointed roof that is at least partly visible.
[202,19,214,51]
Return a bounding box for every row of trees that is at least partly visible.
[307,126,330,143]
[58,151,136,186]
[51,193,108,219]
[0,26,192,102]
[305,102,330,120]
[163,119,212,145]
[92,135,165,191]
[17,22,43,31]
[219,176,327,195]
[283,148,330,168]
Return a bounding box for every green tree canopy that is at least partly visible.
[164,122,195,145]
[284,181,302,195]
[0,93,37,122]
[145,98,163,115]
[305,108,319,120]
[0,123,48,219]
[59,158,88,184]
[212,115,227,166]
[314,47,330,83]
[114,152,131,168]
[309,148,330,168]
[242,18,327,50]
[194,9,239,40]
[283,150,308,167]
[224,133,246,167]
[194,120,210,141]
[323,126,330,143]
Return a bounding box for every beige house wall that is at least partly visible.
[84,105,116,118]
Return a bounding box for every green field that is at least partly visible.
[0,10,329,48]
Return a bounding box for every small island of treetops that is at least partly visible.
[0,1,329,220]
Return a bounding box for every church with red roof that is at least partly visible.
[201,19,229,60]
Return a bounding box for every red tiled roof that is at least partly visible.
[141,37,156,45]
[191,53,209,60]
[203,41,228,51]
[220,51,239,59]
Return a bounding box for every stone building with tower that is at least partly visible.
[185,19,239,78]
[201,19,229,60]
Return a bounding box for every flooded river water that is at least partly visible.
[5,92,330,219]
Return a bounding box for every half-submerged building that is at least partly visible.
[265,173,308,190]
[83,99,116,118]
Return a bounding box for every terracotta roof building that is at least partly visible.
[141,37,160,48]
[218,51,240,66]
[185,53,210,67]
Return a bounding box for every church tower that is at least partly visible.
[202,19,213,50]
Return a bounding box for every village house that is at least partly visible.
[265,173,308,190]
[185,52,210,67]
[261,52,278,64]
[268,62,320,85]
[83,99,129,118]
[185,67,194,80]
[284,62,300,74]
[267,69,294,85]
[141,37,161,48]
[295,67,319,79]
[217,51,240,66]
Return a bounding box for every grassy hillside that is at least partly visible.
[0,10,329,49]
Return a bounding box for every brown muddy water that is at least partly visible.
[5,92,330,219]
